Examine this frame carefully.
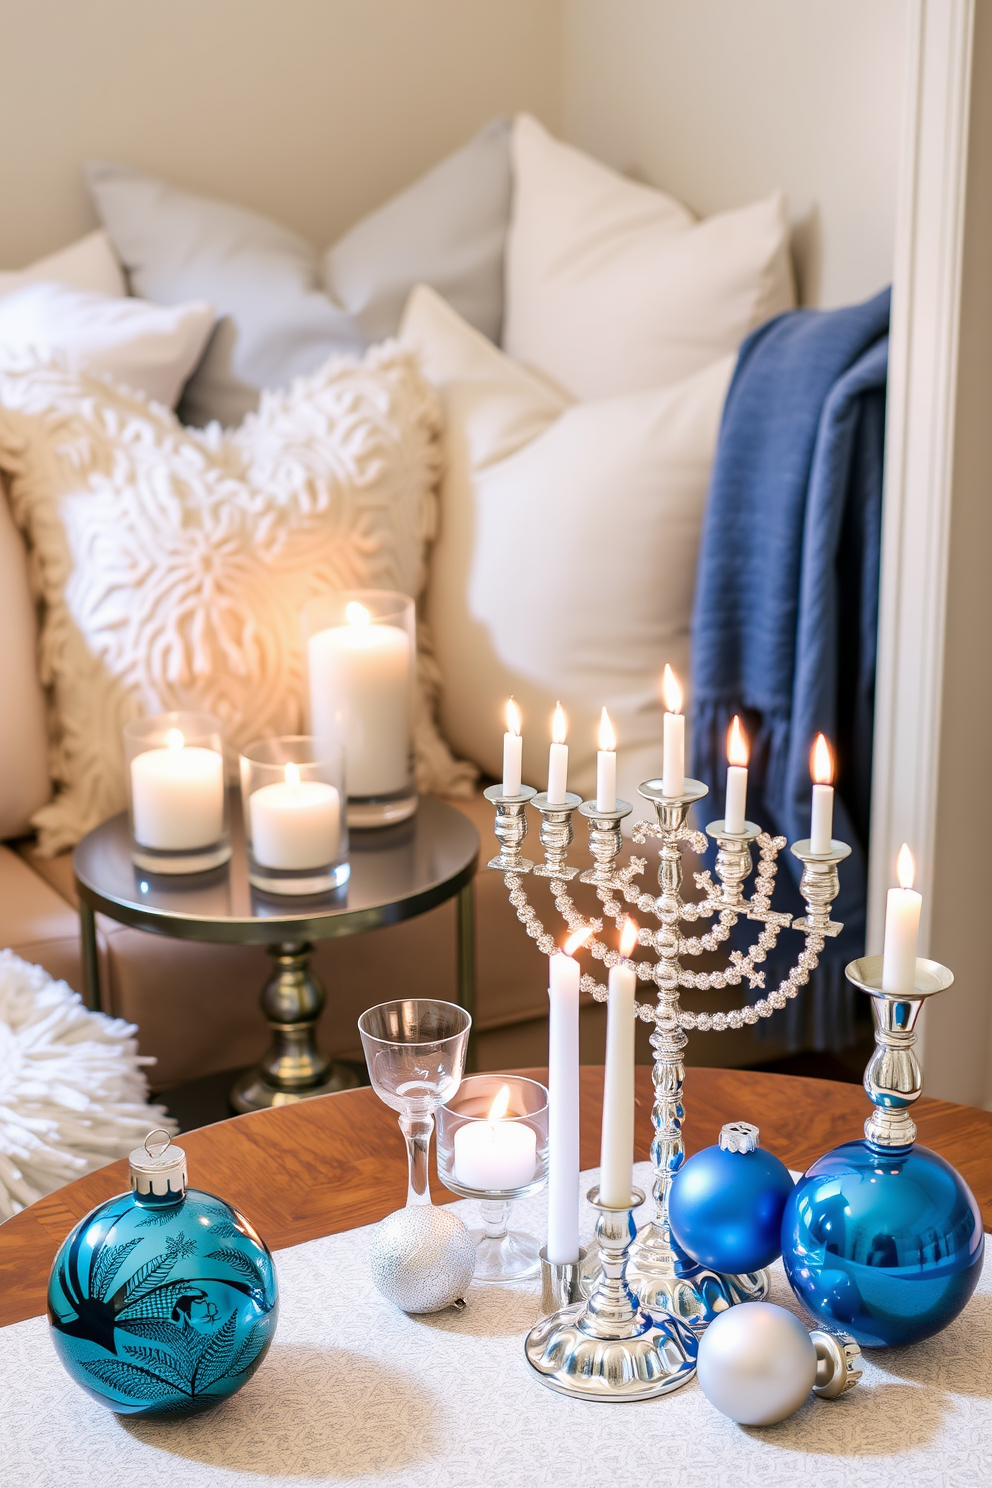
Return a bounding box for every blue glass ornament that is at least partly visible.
[782,956,984,1348]
[669,1121,794,1273]
[48,1130,278,1415]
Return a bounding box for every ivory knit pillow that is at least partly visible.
[0,347,474,854]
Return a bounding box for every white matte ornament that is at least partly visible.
[368,1205,476,1313]
[696,1302,817,1425]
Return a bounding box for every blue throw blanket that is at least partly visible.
[689,288,890,1049]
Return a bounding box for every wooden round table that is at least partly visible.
[1,1067,989,1330]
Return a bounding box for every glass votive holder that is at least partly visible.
[302,589,417,829]
[437,1074,549,1283]
[124,712,230,875]
[240,735,349,895]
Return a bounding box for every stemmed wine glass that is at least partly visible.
[358,999,472,1206]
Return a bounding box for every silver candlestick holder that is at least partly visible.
[525,1187,698,1400]
[491,771,849,1351]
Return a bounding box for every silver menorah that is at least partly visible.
[485,773,849,1334]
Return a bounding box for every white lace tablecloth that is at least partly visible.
[1,1162,990,1487]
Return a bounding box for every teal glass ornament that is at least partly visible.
[47,1130,278,1415]
[669,1121,794,1274]
[782,956,984,1348]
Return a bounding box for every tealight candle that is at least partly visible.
[452,1084,537,1191]
[724,715,749,834]
[130,729,225,850]
[547,702,569,805]
[662,665,685,797]
[547,927,589,1265]
[809,733,834,853]
[308,600,411,798]
[596,708,617,813]
[881,844,922,994]
[502,697,523,796]
[248,762,341,870]
[598,918,638,1208]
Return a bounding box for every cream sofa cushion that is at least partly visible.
[504,114,794,401]
[0,229,126,301]
[402,285,734,805]
[0,345,473,855]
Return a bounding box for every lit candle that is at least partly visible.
[547,702,569,805]
[452,1084,537,1191]
[599,918,638,1208]
[809,733,834,853]
[130,729,225,850]
[724,715,749,834]
[308,600,412,798]
[547,926,590,1265]
[881,844,922,994]
[596,708,617,812]
[502,697,523,797]
[249,762,342,870]
[662,664,685,797]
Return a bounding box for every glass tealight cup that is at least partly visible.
[124,712,230,874]
[240,736,349,895]
[302,590,417,828]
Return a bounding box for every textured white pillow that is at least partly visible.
[0,282,215,407]
[402,286,734,805]
[504,114,794,401]
[0,346,473,855]
[0,229,126,300]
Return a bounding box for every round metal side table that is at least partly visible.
[73,796,479,1114]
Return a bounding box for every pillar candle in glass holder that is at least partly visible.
[502,698,523,796]
[452,1084,537,1191]
[596,708,617,812]
[130,729,225,849]
[662,665,685,797]
[547,928,590,1265]
[599,918,638,1208]
[809,733,834,853]
[308,601,411,797]
[547,702,569,805]
[882,844,922,994]
[249,763,341,870]
[724,715,749,834]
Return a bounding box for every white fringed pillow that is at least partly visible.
[0,950,175,1220]
[0,346,474,854]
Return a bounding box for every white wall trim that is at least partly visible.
[867,0,975,994]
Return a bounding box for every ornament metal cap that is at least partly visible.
[718,1121,759,1154]
[129,1128,186,1200]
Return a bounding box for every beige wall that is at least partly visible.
[562,0,907,307]
[0,0,563,265]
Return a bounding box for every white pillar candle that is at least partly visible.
[452,1085,537,1191]
[661,664,685,797]
[548,932,586,1265]
[547,701,569,805]
[599,919,638,1208]
[130,730,225,850]
[724,715,749,834]
[502,698,523,796]
[249,764,341,870]
[882,844,922,994]
[308,602,412,798]
[809,733,834,853]
[596,707,617,812]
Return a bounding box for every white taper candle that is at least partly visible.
[547,932,586,1265]
[881,844,922,994]
[599,918,638,1208]
[661,665,685,797]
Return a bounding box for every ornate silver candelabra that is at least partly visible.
[488,774,849,1336]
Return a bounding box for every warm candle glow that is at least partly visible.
[166,728,184,752]
[488,1084,511,1121]
[552,701,568,745]
[897,842,915,891]
[619,917,638,958]
[598,707,616,752]
[284,761,301,791]
[662,664,683,715]
[345,600,371,627]
[506,697,521,736]
[811,733,833,785]
[727,715,749,767]
[564,925,594,956]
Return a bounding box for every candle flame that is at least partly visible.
[727,715,749,767]
[662,664,682,715]
[285,761,301,790]
[811,733,833,785]
[505,697,521,737]
[552,701,567,745]
[897,842,916,891]
[563,925,594,956]
[619,917,638,958]
[345,600,371,627]
[598,707,616,753]
[166,728,184,752]
[488,1084,511,1121]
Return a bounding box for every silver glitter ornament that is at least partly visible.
[369,1206,476,1313]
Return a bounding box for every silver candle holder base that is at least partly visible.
[525,1187,697,1401]
[483,784,536,873]
[578,799,633,888]
[531,791,583,879]
[538,1245,589,1318]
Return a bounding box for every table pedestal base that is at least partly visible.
[231,942,361,1113]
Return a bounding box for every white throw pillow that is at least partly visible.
[504,114,794,401]
[0,283,215,408]
[402,285,734,805]
[0,229,126,300]
[0,346,474,855]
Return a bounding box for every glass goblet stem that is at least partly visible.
[399,1110,434,1206]
[479,1198,510,1242]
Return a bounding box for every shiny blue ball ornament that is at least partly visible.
[47,1130,278,1415]
[669,1122,794,1273]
